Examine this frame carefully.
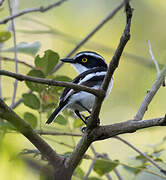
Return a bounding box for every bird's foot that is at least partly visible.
[85,116,100,126]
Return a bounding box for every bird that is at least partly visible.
[46,51,113,125]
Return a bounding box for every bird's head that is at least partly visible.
[61,51,108,74]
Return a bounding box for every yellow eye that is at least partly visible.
[82,57,88,63]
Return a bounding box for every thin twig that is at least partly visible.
[83,158,96,180]
[114,136,166,175]
[0,0,67,24]
[11,90,32,109]
[83,145,98,180]
[8,0,19,108]
[43,136,74,149]
[113,168,123,180]
[1,56,34,68]
[0,70,104,97]
[52,1,125,72]
[135,65,166,120]
[147,40,160,77]
[147,40,165,86]
[36,130,81,137]
[106,174,113,180]
[111,160,166,179]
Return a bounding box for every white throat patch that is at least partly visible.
[72,63,89,74]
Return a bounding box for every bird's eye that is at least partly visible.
[82,57,88,63]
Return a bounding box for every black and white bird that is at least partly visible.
[46,51,113,124]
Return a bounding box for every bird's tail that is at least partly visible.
[46,105,66,124]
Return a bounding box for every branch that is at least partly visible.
[83,158,96,180]
[135,65,166,120]
[90,117,166,141]
[8,0,19,108]
[147,40,160,77]
[0,98,63,167]
[147,40,165,87]
[87,2,133,129]
[114,136,166,175]
[1,56,35,68]
[36,130,81,137]
[0,70,104,97]
[53,1,125,72]
[0,0,67,24]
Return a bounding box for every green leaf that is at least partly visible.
[73,118,84,128]
[23,112,37,128]
[154,158,163,162]
[22,93,40,110]
[0,31,11,42]
[54,114,67,125]
[53,75,72,82]
[122,164,146,175]
[2,41,41,56]
[35,49,59,75]
[93,159,118,176]
[135,154,149,163]
[25,69,45,92]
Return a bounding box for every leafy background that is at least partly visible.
[0,0,166,179]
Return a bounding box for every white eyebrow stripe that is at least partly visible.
[74,52,105,60]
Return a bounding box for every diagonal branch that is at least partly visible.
[0,0,67,24]
[135,65,166,120]
[0,70,104,97]
[114,136,166,175]
[0,98,64,167]
[1,56,35,68]
[87,2,133,129]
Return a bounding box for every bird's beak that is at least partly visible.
[61,58,75,63]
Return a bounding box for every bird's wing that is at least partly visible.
[59,67,107,106]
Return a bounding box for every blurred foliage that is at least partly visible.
[2,41,41,56]
[0,0,166,179]
[0,31,11,43]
